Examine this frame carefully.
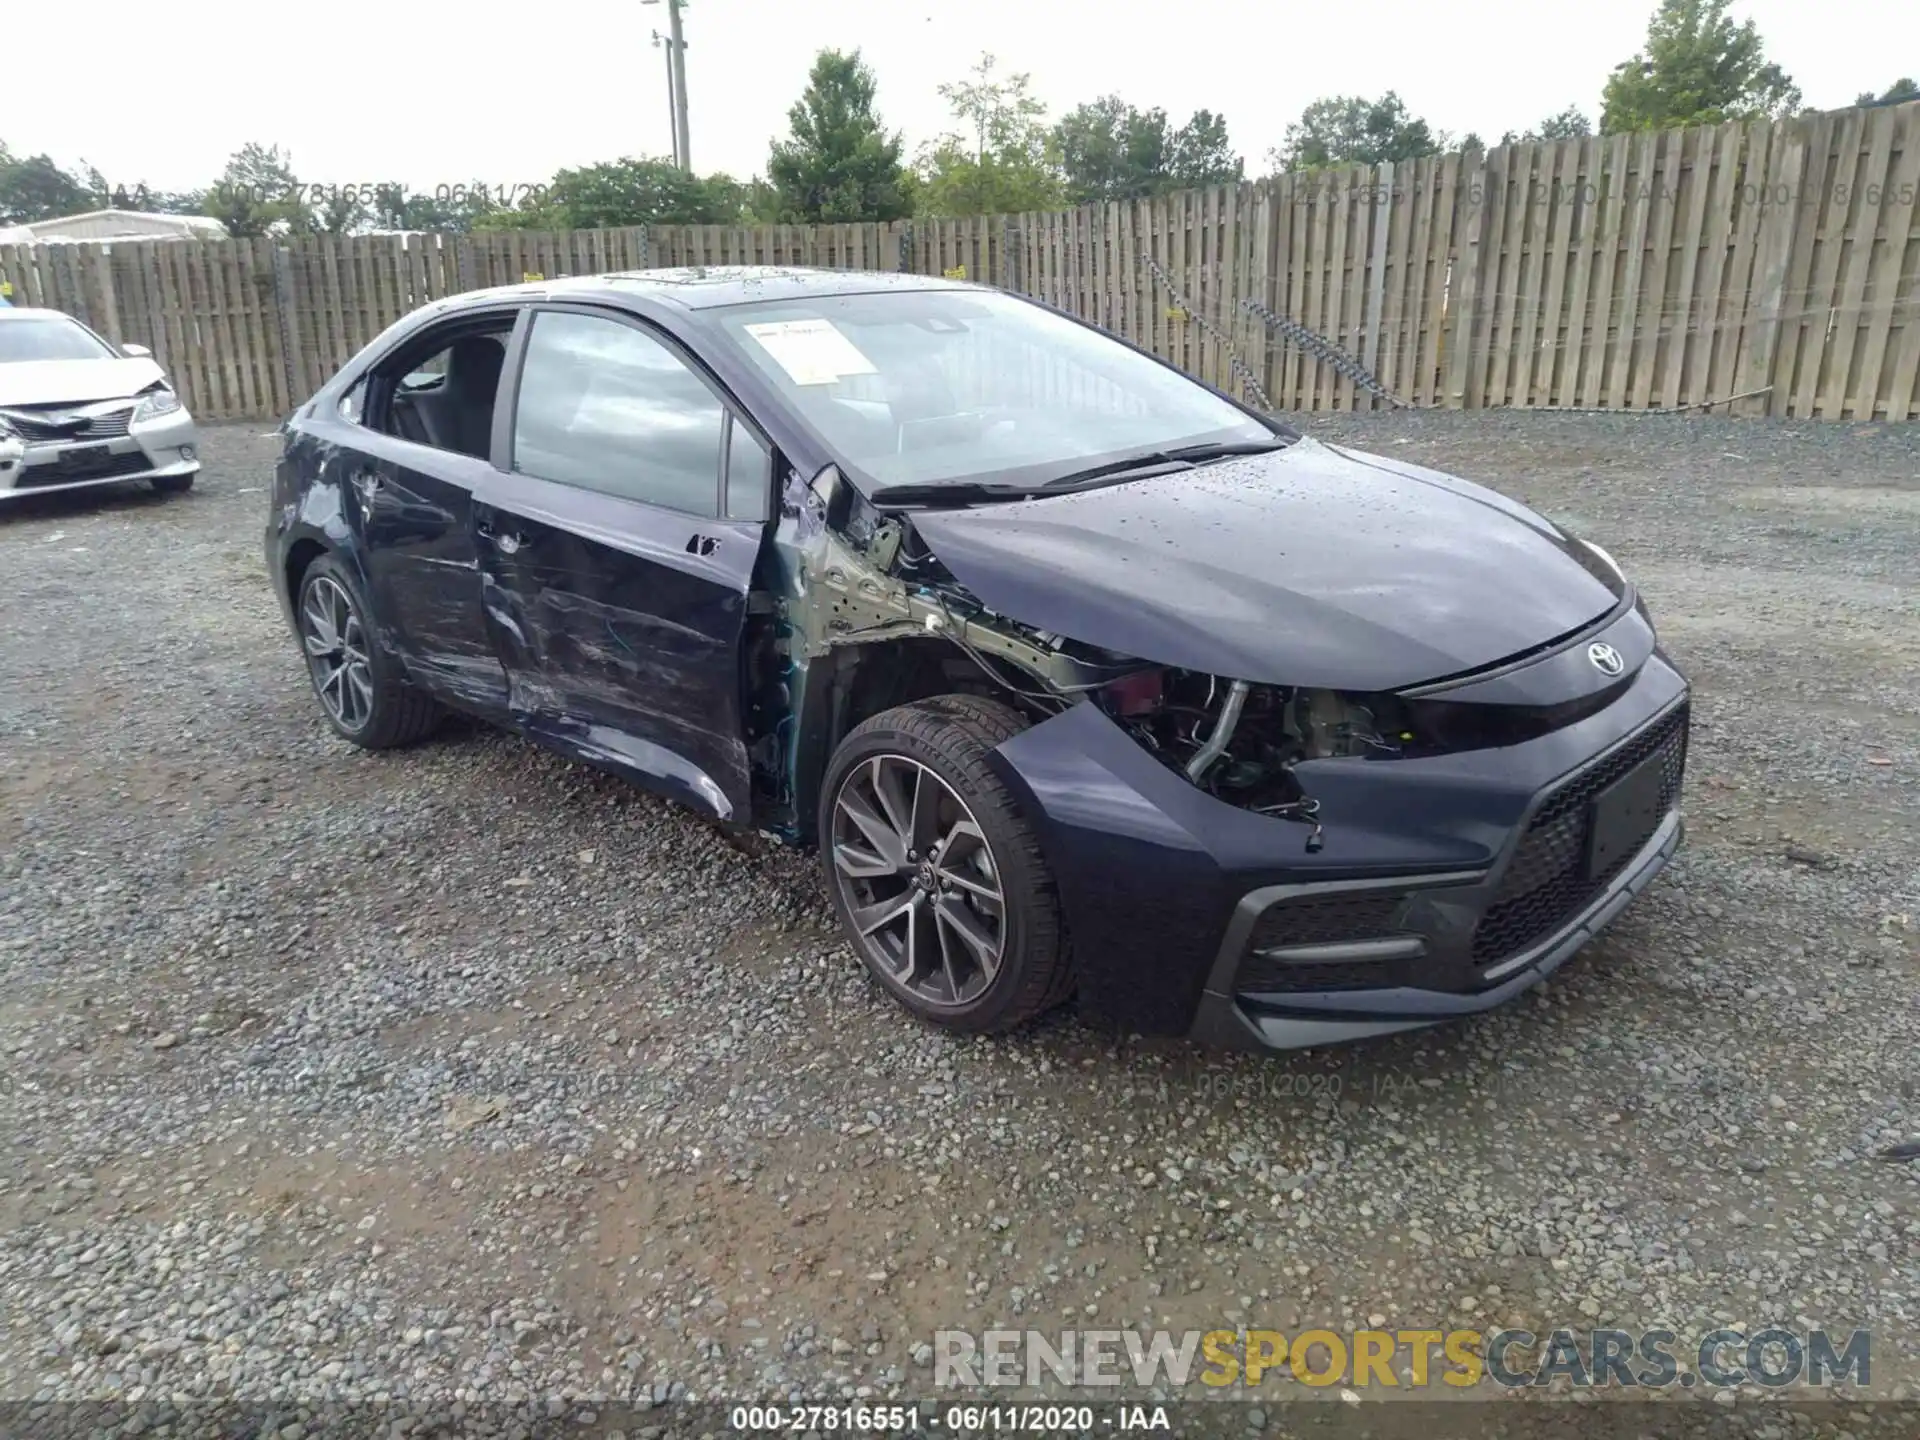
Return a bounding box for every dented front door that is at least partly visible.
[470,470,760,821]
[352,441,510,715]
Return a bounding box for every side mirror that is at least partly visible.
[121,342,152,358]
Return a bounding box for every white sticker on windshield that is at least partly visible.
[743,318,878,386]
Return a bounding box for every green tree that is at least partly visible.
[1500,107,1594,145]
[1168,110,1242,188]
[1856,78,1919,108]
[125,186,211,216]
[938,53,1048,163]
[466,160,748,231]
[203,143,309,237]
[317,190,366,234]
[1054,97,1242,203]
[370,185,480,233]
[1269,93,1444,173]
[697,172,756,224]
[916,53,1061,216]
[541,158,747,228]
[1599,0,1800,132]
[740,176,786,223]
[767,49,913,222]
[0,146,95,224]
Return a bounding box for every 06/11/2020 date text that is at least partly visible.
[728,1404,1169,1432]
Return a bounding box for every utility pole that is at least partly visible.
[651,29,681,167]
[667,0,691,172]
[645,0,693,172]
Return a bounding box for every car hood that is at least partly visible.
[0,357,165,406]
[908,436,1626,691]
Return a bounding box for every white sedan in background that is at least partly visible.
[0,308,200,501]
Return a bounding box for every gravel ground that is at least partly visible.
[0,412,1915,1433]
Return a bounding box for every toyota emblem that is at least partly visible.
[1588,642,1626,676]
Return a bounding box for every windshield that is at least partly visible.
[710,288,1280,494]
[0,316,119,363]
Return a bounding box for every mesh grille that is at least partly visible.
[3,405,135,441]
[81,408,134,438]
[1471,705,1688,966]
[1237,893,1409,993]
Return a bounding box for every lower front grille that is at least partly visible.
[1471,703,1689,966]
[14,450,156,488]
[1237,892,1411,993]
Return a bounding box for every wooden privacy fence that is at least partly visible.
[4,103,1918,424]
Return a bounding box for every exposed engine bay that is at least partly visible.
[1101,670,1408,792]
[1092,670,1413,846]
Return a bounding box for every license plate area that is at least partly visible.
[55,443,112,473]
[1586,754,1667,880]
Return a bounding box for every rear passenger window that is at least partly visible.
[374,322,513,458]
[511,310,724,515]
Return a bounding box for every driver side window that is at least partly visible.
[511,310,727,517]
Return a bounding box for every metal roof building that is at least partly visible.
[0,209,229,245]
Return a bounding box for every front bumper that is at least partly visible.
[0,403,200,498]
[1190,805,1682,1050]
[985,637,1690,1048]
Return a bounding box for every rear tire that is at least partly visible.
[150,473,194,496]
[819,695,1073,1033]
[295,553,442,750]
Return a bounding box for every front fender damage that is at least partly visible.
[751,464,1143,838]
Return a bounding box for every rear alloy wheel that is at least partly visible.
[295,555,442,749]
[820,696,1073,1033]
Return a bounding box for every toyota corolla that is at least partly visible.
[265,268,1687,1050]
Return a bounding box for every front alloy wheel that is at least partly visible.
[832,754,1007,1007]
[819,695,1073,1033]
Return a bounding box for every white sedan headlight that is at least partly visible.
[133,388,182,422]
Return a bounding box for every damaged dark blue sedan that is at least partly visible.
[266,267,1688,1051]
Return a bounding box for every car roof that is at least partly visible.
[0,307,79,322]
[443,265,983,314]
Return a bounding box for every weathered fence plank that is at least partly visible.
[2,106,1916,421]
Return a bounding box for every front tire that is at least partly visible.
[295,554,442,749]
[150,473,194,496]
[819,695,1073,1033]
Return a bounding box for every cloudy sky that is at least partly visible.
[6,0,1914,197]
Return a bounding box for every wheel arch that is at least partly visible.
[276,527,374,626]
[284,535,330,610]
[782,636,1056,847]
